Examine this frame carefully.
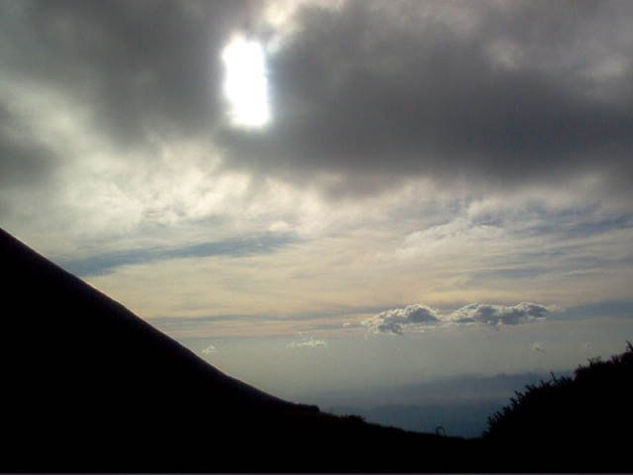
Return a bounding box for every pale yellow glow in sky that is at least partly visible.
[221,35,270,127]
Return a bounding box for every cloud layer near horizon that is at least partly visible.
[363,302,552,335]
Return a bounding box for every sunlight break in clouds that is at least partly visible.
[221,34,271,128]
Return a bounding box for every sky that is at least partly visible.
[2,0,633,401]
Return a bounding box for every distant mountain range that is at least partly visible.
[1,226,631,472]
[328,400,507,438]
[310,372,572,437]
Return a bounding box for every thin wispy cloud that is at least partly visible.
[201,343,218,355]
[59,232,298,277]
[287,337,328,349]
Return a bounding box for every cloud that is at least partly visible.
[365,302,552,335]
[4,0,633,207]
[0,0,258,146]
[59,232,298,277]
[201,343,218,355]
[363,304,440,335]
[531,342,545,353]
[2,0,633,335]
[218,0,633,196]
[287,336,328,349]
[0,103,60,188]
[449,302,550,326]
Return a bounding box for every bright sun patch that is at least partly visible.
[221,35,271,128]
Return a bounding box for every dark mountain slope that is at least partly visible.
[0,228,479,472]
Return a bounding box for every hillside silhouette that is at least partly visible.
[1,226,631,472]
[0,227,478,472]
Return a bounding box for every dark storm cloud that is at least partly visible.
[219,0,633,193]
[0,105,58,187]
[0,0,256,147]
[3,0,633,196]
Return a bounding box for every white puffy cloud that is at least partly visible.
[449,302,550,326]
[287,337,328,349]
[201,343,218,355]
[365,302,552,335]
[363,304,441,335]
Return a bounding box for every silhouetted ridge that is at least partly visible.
[5,226,630,472]
[0,227,294,412]
[0,228,475,472]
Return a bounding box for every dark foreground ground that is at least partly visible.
[1,227,631,472]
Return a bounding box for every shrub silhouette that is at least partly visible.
[483,342,633,470]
